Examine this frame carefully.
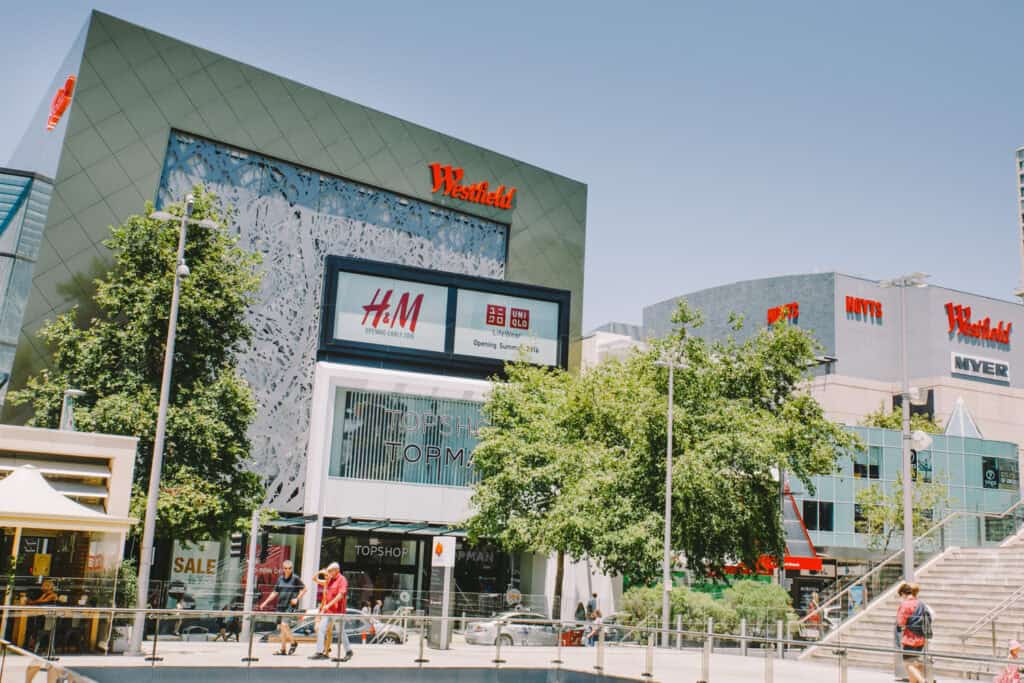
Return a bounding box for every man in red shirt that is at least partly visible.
[895,582,926,683]
[310,562,353,661]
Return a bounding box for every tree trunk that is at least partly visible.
[553,549,565,620]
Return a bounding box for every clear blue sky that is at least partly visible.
[2,1,1023,330]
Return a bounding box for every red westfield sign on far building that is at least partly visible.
[945,302,1012,344]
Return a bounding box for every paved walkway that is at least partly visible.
[2,637,977,682]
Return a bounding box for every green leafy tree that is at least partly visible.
[861,402,943,433]
[468,299,858,606]
[855,474,950,553]
[620,584,739,633]
[721,580,796,625]
[9,189,264,542]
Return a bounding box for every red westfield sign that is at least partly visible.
[362,288,425,333]
[428,163,517,210]
[47,75,76,131]
[945,302,1012,344]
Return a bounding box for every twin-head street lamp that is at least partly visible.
[127,195,220,656]
[878,272,929,581]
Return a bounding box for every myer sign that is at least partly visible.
[950,352,1010,385]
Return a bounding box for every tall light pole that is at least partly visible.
[59,388,86,431]
[127,195,220,655]
[879,272,929,581]
[654,349,680,648]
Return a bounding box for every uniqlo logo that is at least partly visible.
[510,307,530,330]
[486,304,507,327]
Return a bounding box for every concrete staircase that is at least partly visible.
[802,542,1024,678]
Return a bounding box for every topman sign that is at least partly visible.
[950,352,1010,385]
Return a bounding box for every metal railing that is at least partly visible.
[1,636,99,683]
[803,499,1024,631]
[962,582,1024,643]
[1,605,1022,682]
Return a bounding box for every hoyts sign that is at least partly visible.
[945,302,1012,345]
[767,302,799,325]
[846,296,882,320]
[429,163,517,210]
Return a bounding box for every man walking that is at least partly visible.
[260,560,306,655]
[309,562,353,662]
[895,582,930,683]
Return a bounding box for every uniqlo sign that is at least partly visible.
[454,291,558,365]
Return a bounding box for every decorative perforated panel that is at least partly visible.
[157,132,508,510]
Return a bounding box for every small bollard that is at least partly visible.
[552,622,563,666]
[242,614,259,664]
[414,619,429,665]
[45,618,60,662]
[642,632,655,678]
[331,615,348,665]
[676,614,683,649]
[493,622,506,665]
[740,618,748,657]
[594,623,605,672]
[708,617,715,654]
[698,628,710,683]
[146,615,163,663]
[776,620,784,660]
[764,644,774,683]
[838,648,848,683]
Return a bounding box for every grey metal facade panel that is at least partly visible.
[642,273,837,355]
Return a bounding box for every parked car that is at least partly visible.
[259,609,405,645]
[465,611,559,646]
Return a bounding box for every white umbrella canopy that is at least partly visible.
[0,464,130,533]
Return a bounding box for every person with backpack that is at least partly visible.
[994,639,1021,683]
[895,582,931,683]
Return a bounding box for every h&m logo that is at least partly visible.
[429,163,517,210]
[362,288,425,333]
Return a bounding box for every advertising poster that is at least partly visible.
[169,540,221,609]
[453,289,559,366]
[334,272,448,352]
[982,457,1000,490]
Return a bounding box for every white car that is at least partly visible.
[464,611,559,646]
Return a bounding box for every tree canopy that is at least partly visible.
[467,301,858,589]
[861,402,943,434]
[10,188,264,542]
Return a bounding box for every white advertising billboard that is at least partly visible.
[334,272,448,352]
[453,289,560,366]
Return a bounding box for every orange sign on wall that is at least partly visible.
[47,76,76,131]
[428,163,516,210]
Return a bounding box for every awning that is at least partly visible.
[0,465,131,533]
[327,518,466,537]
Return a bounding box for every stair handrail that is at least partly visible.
[960,582,1024,642]
[802,499,1024,624]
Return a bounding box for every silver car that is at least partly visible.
[464,611,559,646]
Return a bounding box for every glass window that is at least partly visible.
[853,446,882,479]
[802,501,834,532]
[912,450,933,483]
[802,500,818,530]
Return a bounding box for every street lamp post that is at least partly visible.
[654,350,679,648]
[127,195,219,655]
[879,272,929,582]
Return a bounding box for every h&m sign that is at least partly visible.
[950,352,1010,385]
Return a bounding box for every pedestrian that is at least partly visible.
[260,560,306,656]
[586,593,598,620]
[372,600,382,616]
[895,582,931,683]
[361,601,372,616]
[309,563,353,662]
[585,609,604,647]
[994,640,1022,683]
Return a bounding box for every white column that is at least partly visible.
[300,363,334,608]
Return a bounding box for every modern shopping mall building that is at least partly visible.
[606,272,1024,554]
[1,11,602,616]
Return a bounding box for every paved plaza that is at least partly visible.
[2,636,983,682]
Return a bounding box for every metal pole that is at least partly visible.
[642,632,655,678]
[741,618,748,657]
[676,613,683,649]
[552,622,563,666]
[240,508,260,641]
[661,357,674,648]
[146,616,163,663]
[241,614,258,664]
[414,619,428,664]
[0,525,21,639]
[900,283,915,581]
[776,620,783,659]
[129,195,194,655]
[699,627,710,683]
[838,648,848,683]
[708,616,714,653]
[595,623,605,672]
[493,621,505,665]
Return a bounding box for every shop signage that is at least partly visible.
[845,296,882,320]
[453,289,560,366]
[945,302,1012,344]
[333,272,447,352]
[432,536,456,568]
[428,163,517,210]
[170,540,221,609]
[767,302,799,325]
[47,75,76,131]
[950,352,1010,384]
[982,457,1020,491]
